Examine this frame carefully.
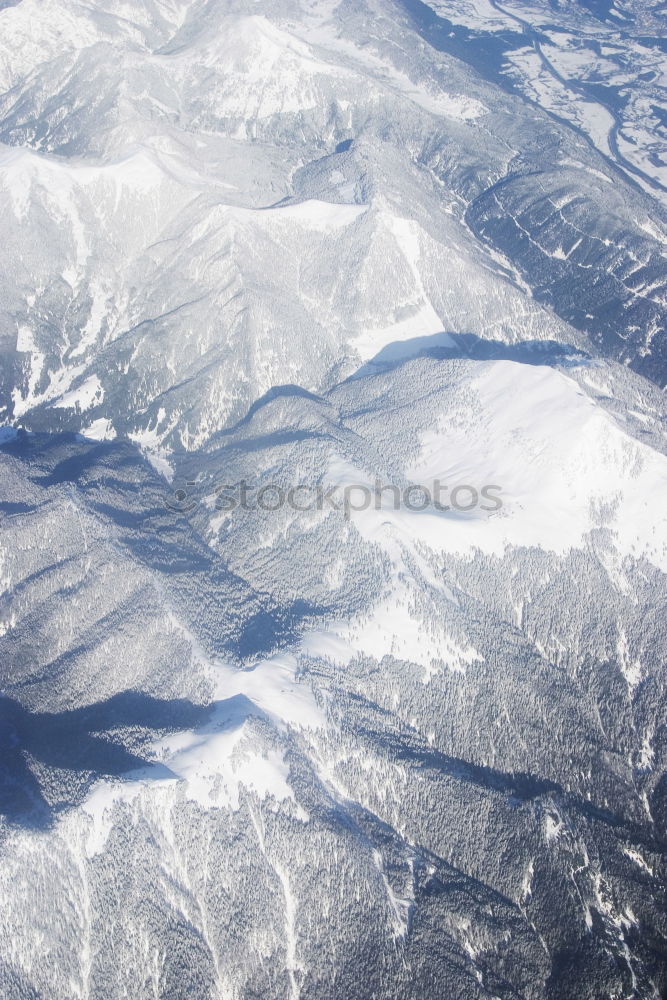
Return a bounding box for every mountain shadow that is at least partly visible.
[350,330,591,379]
[0,691,211,830]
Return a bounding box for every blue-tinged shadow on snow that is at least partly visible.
[0,691,213,830]
[350,331,591,380]
[0,431,329,663]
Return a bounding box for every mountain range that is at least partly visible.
[1,0,666,997]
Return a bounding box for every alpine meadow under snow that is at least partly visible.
[0,0,666,998]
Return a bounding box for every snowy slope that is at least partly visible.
[1,348,666,998]
[1,0,667,998]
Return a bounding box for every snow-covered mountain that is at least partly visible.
[1,1,666,998]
